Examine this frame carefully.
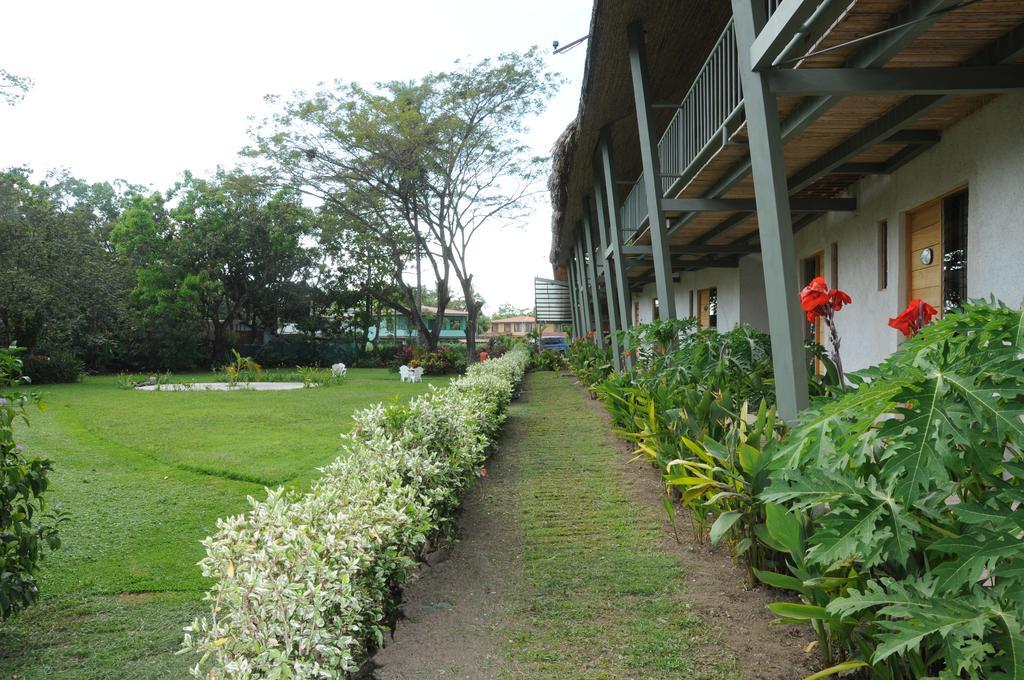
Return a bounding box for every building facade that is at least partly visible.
[548,0,1024,420]
[368,306,469,343]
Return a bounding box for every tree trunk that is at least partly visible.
[458,277,483,364]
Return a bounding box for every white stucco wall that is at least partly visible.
[627,93,1023,371]
[794,92,1024,371]
[738,255,770,332]
[634,266,757,331]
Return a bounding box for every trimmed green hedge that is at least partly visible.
[183,347,531,677]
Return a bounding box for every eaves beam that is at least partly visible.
[661,197,855,213]
[768,66,1024,96]
[622,244,761,257]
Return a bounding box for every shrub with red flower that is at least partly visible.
[889,298,938,338]
[800,276,852,387]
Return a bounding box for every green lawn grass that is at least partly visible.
[505,372,739,679]
[0,369,448,679]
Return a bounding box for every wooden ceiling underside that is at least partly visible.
[619,0,1024,284]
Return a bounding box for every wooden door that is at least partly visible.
[698,288,711,329]
[907,199,942,312]
[802,251,825,373]
[906,189,969,317]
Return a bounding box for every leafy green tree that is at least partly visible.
[249,49,558,358]
[171,170,319,356]
[0,168,137,369]
[1,67,31,106]
[113,170,319,366]
[111,192,206,368]
[492,303,534,318]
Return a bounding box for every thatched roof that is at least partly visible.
[547,0,732,269]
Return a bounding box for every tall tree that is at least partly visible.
[0,168,137,368]
[249,48,557,358]
[112,169,318,364]
[416,50,556,360]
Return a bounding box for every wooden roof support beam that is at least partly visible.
[598,128,634,368]
[567,260,580,339]
[572,235,592,336]
[788,23,1024,194]
[590,188,623,369]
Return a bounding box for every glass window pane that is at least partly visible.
[942,190,969,314]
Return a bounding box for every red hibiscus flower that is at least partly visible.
[801,276,852,319]
[889,299,938,337]
[799,276,852,388]
[830,290,852,311]
[800,277,831,315]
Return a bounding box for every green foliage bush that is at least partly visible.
[759,300,1024,678]
[596,302,1024,678]
[241,338,358,369]
[411,345,468,375]
[532,348,566,372]
[565,334,613,387]
[183,346,531,677]
[21,350,83,385]
[0,345,65,620]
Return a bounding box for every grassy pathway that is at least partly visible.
[505,372,737,679]
[375,371,738,679]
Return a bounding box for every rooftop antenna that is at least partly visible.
[552,34,589,54]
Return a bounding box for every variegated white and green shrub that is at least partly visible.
[182,346,530,678]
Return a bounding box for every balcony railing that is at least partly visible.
[618,1,784,243]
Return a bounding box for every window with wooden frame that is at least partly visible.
[878,220,889,290]
[830,242,839,289]
[697,287,717,329]
[906,188,969,317]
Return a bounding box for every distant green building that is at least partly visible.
[368,306,468,343]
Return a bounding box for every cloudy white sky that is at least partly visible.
[0,0,591,313]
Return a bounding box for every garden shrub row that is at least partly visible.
[183,346,531,678]
[574,299,1024,679]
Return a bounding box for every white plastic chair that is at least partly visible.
[411,367,424,383]
[399,365,412,382]
[331,362,347,378]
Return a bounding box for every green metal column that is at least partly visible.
[589,189,622,370]
[572,236,593,335]
[567,264,580,339]
[732,0,809,422]
[569,255,582,338]
[598,129,634,369]
[581,217,605,348]
[627,21,676,320]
